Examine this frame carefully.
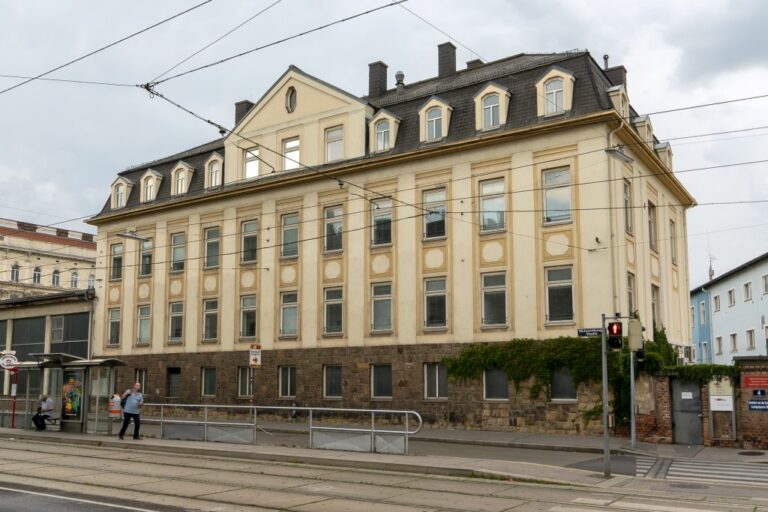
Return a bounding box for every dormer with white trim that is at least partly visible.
[369,109,401,153]
[418,96,452,143]
[536,67,575,117]
[110,176,134,209]
[632,115,654,150]
[204,152,224,189]
[607,84,630,119]
[473,82,511,131]
[171,161,194,196]
[140,168,162,203]
[655,141,674,170]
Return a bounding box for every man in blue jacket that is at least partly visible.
[118,382,144,440]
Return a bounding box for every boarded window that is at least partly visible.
[551,367,577,400]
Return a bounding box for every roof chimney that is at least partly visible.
[368,61,388,97]
[466,59,484,70]
[605,65,627,91]
[603,54,609,70]
[438,42,456,78]
[395,70,405,93]
[235,100,255,125]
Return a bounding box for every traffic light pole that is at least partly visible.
[600,313,611,478]
[630,350,636,449]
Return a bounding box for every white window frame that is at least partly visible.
[627,272,636,315]
[283,137,300,171]
[747,329,756,350]
[730,333,738,353]
[323,365,343,399]
[175,170,186,195]
[371,198,393,246]
[323,287,344,335]
[202,299,219,341]
[137,305,151,345]
[209,160,221,187]
[423,362,448,399]
[139,239,153,277]
[241,220,259,263]
[669,219,678,265]
[281,213,299,258]
[699,301,707,326]
[280,292,299,337]
[52,270,60,287]
[278,366,296,398]
[479,178,505,233]
[108,308,121,346]
[325,125,344,163]
[481,272,507,327]
[482,93,500,130]
[375,119,390,151]
[51,316,64,343]
[238,367,253,397]
[545,266,574,323]
[114,184,125,208]
[9,264,19,283]
[542,168,571,224]
[727,289,735,307]
[544,78,564,115]
[426,107,442,142]
[169,302,183,343]
[424,277,448,329]
[244,148,260,179]
[623,179,633,235]
[110,244,123,280]
[143,177,154,202]
[762,274,768,295]
[423,188,447,240]
[370,363,393,399]
[371,282,393,333]
[33,267,41,284]
[240,295,257,338]
[171,233,185,272]
[134,369,147,392]
[651,284,661,330]
[648,202,658,252]
[201,367,216,397]
[324,205,343,252]
[713,295,720,312]
[744,282,753,302]
[715,337,723,355]
[70,272,79,288]
[204,227,220,269]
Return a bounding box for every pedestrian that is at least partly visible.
[32,394,54,431]
[118,382,144,440]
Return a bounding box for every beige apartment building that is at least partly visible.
[87,44,694,428]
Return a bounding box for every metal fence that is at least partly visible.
[0,396,34,429]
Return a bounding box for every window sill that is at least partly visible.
[203,266,220,272]
[278,335,299,340]
[370,329,394,336]
[167,340,183,346]
[280,255,299,261]
[422,235,447,243]
[545,320,576,327]
[423,397,449,402]
[481,324,508,331]
[542,219,572,228]
[240,260,259,266]
[138,274,152,280]
[550,398,578,404]
[324,396,343,401]
[277,396,296,401]
[105,344,121,349]
[238,337,257,343]
[322,332,344,338]
[135,343,150,348]
[423,326,448,333]
[543,111,566,119]
[370,243,393,250]
[371,397,393,401]
[479,228,506,236]
[169,269,185,274]
[109,278,123,283]
[201,339,219,344]
[323,249,344,256]
[483,398,510,402]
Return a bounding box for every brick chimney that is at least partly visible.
[235,100,255,125]
[368,61,388,97]
[466,59,484,70]
[605,65,628,91]
[438,42,456,78]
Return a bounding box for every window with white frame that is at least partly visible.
[426,107,442,142]
[244,148,260,179]
[201,367,216,397]
[627,272,636,315]
[727,289,735,307]
[375,119,390,151]
[33,267,41,284]
[279,366,296,398]
[763,274,768,295]
[543,168,571,223]
[283,137,300,171]
[281,213,299,257]
[482,94,500,130]
[51,316,64,343]
[371,364,392,399]
[10,264,19,283]
[171,233,185,272]
[110,244,123,280]
[623,179,633,235]
[544,78,564,115]
[175,170,186,195]
[669,220,677,264]
[108,308,121,346]
[651,284,661,331]
[371,282,392,332]
[699,301,707,327]
[481,273,506,326]
[324,206,343,252]
[648,202,658,252]
[70,271,79,288]
[747,329,756,350]
[484,368,508,400]
[203,299,218,341]
[241,220,258,263]
[325,126,344,162]
[204,227,220,268]
[730,333,737,353]
[423,188,446,239]
[690,306,694,327]
[744,282,753,301]
[209,160,221,187]
[143,177,154,202]
[240,295,257,338]
[324,365,342,399]
[424,362,447,399]
[480,179,505,232]
[280,292,298,337]
[114,184,125,208]
[238,367,253,397]
[139,239,153,277]
[716,336,723,355]
[371,198,392,246]
[135,369,147,392]
[137,305,150,345]
[324,288,343,335]
[713,295,720,312]
[52,270,60,287]
[424,277,447,328]
[169,302,183,342]
[546,267,574,322]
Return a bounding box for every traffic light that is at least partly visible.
[607,321,623,350]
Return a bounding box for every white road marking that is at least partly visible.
[0,485,159,512]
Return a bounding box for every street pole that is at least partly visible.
[601,313,611,477]
[630,350,637,449]
[10,369,18,429]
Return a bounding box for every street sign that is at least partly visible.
[578,328,603,337]
[710,396,733,411]
[748,400,768,412]
[249,343,262,369]
[754,389,766,397]
[744,376,768,388]
[0,351,18,370]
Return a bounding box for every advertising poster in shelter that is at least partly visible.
[62,369,84,421]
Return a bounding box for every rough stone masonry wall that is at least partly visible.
[114,343,607,435]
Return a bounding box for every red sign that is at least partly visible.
[743,376,768,388]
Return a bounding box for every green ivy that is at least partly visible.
[665,364,738,383]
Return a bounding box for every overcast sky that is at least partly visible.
[0,0,766,286]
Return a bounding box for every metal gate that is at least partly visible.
[671,379,703,445]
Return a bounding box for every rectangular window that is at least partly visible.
[715,337,723,355]
[108,308,121,346]
[134,369,147,392]
[240,295,257,338]
[424,277,447,328]
[201,367,216,397]
[371,198,392,246]
[203,299,218,341]
[747,329,756,350]
[669,220,677,264]
[238,367,253,397]
[137,305,151,345]
[204,227,220,268]
[169,302,183,343]
[324,365,342,399]
[324,287,343,334]
[371,283,392,332]
[542,168,571,223]
[481,273,506,326]
[241,220,258,263]
[728,289,735,307]
[651,285,661,330]
[281,213,299,257]
[480,179,505,232]
[424,362,448,399]
[546,267,574,322]
[171,233,186,272]
[283,137,300,171]
[763,274,768,295]
[166,368,181,398]
[730,333,738,353]
[648,202,658,252]
[280,292,298,337]
[423,189,446,239]
[713,295,720,312]
[699,301,707,327]
[325,126,344,162]
[279,366,296,398]
[324,206,343,252]
[244,148,260,179]
[50,313,90,358]
[139,239,153,277]
[627,272,636,315]
[484,368,508,400]
[744,282,753,301]
[623,179,633,235]
[110,244,123,280]
[551,367,577,400]
[51,316,64,343]
[371,364,392,399]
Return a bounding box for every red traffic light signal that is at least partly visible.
[607,321,623,350]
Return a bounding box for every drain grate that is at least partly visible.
[738,450,765,456]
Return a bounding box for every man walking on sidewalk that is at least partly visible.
[118,383,144,440]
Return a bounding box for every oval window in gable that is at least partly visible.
[285,86,297,113]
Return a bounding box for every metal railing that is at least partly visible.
[141,403,422,455]
[0,396,33,429]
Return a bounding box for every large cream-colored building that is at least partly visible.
[87,44,694,424]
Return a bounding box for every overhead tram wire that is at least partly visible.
[0,0,215,96]
[396,3,486,61]
[0,74,134,88]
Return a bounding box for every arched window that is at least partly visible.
[545,78,564,115]
[114,184,125,208]
[426,108,442,142]
[175,171,186,195]
[10,264,20,283]
[375,120,390,151]
[52,270,60,287]
[482,94,500,129]
[87,274,95,289]
[209,161,221,187]
[70,272,79,288]
[143,177,154,202]
[33,267,41,284]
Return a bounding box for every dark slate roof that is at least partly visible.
[691,250,768,293]
[0,289,93,309]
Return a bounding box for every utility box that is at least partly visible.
[628,318,644,352]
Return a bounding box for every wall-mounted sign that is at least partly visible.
[62,369,84,421]
[748,400,768,412]
[744,376,768,388]
[710,395,733,412]
[754,389,766,397]
[0,351,18,370]
[681,391,693,400]
[709,377,733,397]
[249,343,262,369]
[577,328,603,337]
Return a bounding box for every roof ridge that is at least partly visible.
[120,137,224,175]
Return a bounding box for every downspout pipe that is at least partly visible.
[607,121,626,315]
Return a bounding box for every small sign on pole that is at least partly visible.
[577,328,603,337]
[249,344,262,369]
[0,351,18,370]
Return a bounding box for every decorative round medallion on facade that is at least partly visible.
[545,234,569,257]
[108,287,120,303]
[241,271,256,288]
[482,241,504,263]
[204,275,217,293]
[324,261,341,280]
[424,249,444,269]
[372,254,390,274]
[169,280,183,297]
[281,266,297,284]
[138,283,150,300]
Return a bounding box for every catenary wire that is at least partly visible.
[396,3,486,61]
[0,74,134,88]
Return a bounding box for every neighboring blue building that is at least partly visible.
[690,286,712,364]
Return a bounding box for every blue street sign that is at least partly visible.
[748,400,768,411]
[754,389,767,397]
[578,328,603,337]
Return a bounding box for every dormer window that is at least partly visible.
[369,110,400,154]
[474,84,510,131]
[143,177,154,202]
[544,78,564,115]
[426,108,442,142]
[175,171,185,195]
[482,94,500,129]
[115,185,125,208]
[209,161,221,187]
[535,67,575,117]
[418,97,452,143]
[375,120,390,151]
[170,162,193,196]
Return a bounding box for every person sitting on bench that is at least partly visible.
[32,394,54,431]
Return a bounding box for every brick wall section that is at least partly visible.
[701,381,737,447]
[640,376,672,443]
[736,357,768,449]
[115,343,606,435]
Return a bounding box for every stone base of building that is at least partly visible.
[115,343,606,435]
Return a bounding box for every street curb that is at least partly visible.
[0,431,590,487]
